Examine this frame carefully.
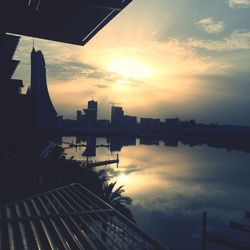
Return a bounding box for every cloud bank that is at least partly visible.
[48,59,120,83]
[188,30,250,51]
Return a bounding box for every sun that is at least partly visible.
[117,173,128,184]
[107,57,153,80]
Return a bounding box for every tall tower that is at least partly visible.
[83,99,98,128]
[111,106,124,128]
[87,100,97,122]
[29,47,57,130]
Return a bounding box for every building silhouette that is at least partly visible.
[84,100,98,128]
[140,118,161,131]
[82,136,97,159]
[0,34,23,150]
[77,99,98,128]
[0,34,23,134]
[111,106,124,128]
[0,33,36,152]
[107,136,136,152]
[28,47,57,131]
[123,115,137,129]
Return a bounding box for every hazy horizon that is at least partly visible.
[13,0,250,126]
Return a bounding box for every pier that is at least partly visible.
[82,154,119,168]
[202,211,250,249]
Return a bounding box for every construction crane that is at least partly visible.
[108,102,121,107]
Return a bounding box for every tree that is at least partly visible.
[98,170,135,223]
[97,177,135,244]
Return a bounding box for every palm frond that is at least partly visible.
[104,181,117,199]
[111,196,132,206]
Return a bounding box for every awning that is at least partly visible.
[0,0,133,46]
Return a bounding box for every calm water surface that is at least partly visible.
[63,136,250,250]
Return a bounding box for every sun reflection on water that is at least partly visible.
[63,136,250,248]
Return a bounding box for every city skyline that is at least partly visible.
[13,0,250,125]
[3,2,250,249]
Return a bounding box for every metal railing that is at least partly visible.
[0,183,169,250]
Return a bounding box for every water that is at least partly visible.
[62,136,250,250]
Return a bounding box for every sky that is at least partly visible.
[13,0,250,125]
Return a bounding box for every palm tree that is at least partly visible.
[97,177,135,244]
[35,144,136,245]
[96,169,135,222]
[101,181,135,222]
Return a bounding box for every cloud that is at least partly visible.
[145,39,231,77]
[95,84,108,89]
[229,0,250,8]
[196,17,224,34]
[115,78,146,87]
[98,164,142,180]
[187,30,250,51]
[43,56,144,86]
[46,59,115,81]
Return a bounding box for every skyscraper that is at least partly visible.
[28,47,57,131]
[87,100,98,122]
[111,106,124,128]
[83,100,98,128]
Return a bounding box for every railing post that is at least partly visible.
[202,212,207,233]
[202,212,207,250]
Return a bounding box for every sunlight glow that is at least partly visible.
[107,57,153,80]
[117,173,128,184]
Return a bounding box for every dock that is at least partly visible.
[202,211,250,249]
[82,154,119,168]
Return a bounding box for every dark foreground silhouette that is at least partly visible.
[0,141,135,222]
